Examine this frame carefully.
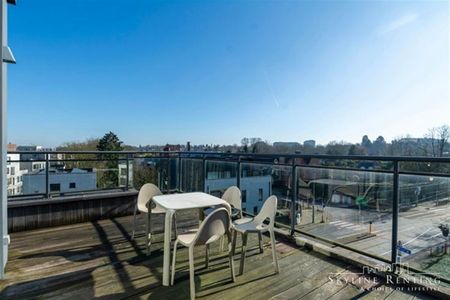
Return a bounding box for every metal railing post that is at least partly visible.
[202,154,207,193]
[391,160,399,271]
[125,153,130,191]
[237,155,241,189]
[166,157,170,193]
[45,153,49,198]
[178,154,182,192]
[291,162,297,235]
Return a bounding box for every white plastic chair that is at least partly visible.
[232,195,279,275]
[171,207,235,300]
[203,186,257,251]
[131,183,177,254]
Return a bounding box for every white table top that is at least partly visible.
[152,192,226,210]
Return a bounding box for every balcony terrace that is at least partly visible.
[0,212,441,299]
[2,151,450,299]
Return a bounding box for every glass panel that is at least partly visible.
[295,166,393,259]
[241,162,292,226]
[132,156,159,190]
[181,158,203,192]
[133,157,177,192]
[398,174,450,281]
[204,160,237,198]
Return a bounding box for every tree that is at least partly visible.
[57,138,100,169]
[251,141,272,153]
[348,145,367,155]
[97,132,124,188]
[372,136,386,155]
[437,125,450,157]
[133,164,157,190]
[97,131,123,152]
[326,141,352,156]
[426,125,450,157]
[361,135,372,149]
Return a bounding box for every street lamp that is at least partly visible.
[0,0,16,279]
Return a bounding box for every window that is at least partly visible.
[120,168,127,176]
[242,190,247,203]
[10,167,15,176]
[69,182,76,189]
[6,167,9,175]
[50,184,60,192]
[253,206,258,215]
[258,188,263,201]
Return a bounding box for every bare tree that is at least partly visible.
[426,125,450,157]
[426,128,437,157]
[437,125,450,157]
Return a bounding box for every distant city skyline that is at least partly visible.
[7,1,449,147]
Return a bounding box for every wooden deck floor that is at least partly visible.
[0,211,439,300]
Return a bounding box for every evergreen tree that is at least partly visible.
[96,132,123,188]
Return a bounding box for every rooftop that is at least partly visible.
[0,211,441,299]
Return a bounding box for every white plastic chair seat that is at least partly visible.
[234,221,269,233]
[176,230,198,246]
[233,217,253,225]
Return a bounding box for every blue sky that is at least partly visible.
[7,0,450,147]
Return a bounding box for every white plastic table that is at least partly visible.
[152,192,227,286]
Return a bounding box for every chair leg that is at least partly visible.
[239,233,248,275]
[258,231,263,254]
[231,230,237,257]
[189,246,196,300]
[146,212,152,255]
[228,233,236,282]
[270,230,279,274]
[171,240,179,286]
[173,212,178,238]
[131,202,138,240]
[205,244,210,269]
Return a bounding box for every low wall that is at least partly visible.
[7,190,138,233]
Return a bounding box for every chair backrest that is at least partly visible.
[137,183,162,212]
[195,208,230,245]
[222,186,242,217]
[254,195,277,229]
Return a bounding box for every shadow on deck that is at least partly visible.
[0,211,439,299]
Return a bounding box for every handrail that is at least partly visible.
[7,150,450,163]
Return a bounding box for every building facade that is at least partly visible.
[22,168,97,195]
[6,153,26,196]
[205,175,272,215]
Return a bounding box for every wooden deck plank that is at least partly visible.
[0,213,442,300]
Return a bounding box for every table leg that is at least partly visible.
[162,209,174,286]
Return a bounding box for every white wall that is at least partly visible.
[22,169,97,195]
[205,175,272,214]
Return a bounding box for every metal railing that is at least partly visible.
[6,150,450,282]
